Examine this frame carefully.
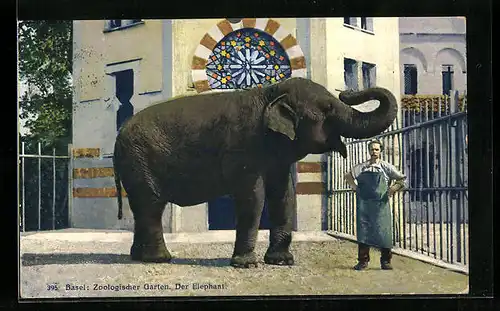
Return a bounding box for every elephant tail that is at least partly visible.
[113,154,123,220]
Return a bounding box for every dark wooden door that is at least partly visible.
[208,196,272,230]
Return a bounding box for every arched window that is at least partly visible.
[205,28,292,90]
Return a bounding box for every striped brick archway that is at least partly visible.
[191,18,307,93]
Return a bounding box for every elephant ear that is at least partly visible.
[264,93,298,141]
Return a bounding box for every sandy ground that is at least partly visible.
[19,230,468,298]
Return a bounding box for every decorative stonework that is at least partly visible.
[73,187,127,198]
[72,148,101,158]
[191,18,307,93]
[73,167,115,179]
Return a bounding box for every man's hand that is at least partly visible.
[344,172,358,191]
[388,183,403,196]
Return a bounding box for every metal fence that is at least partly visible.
[327,91,468,271]
[19,142,72,232]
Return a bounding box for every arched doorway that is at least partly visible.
[191,18,306,230]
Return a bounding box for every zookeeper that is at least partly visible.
[344,139,407,270]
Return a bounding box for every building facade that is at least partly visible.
[398,17,468,223]
[71,17,402,232]
[399,17,467,96]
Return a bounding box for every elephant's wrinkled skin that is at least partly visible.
[113,77,398,268]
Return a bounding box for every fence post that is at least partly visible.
[67,144,73,228]
[52,147,56,230]
[38,142,42,230]
[21,142,25,232]
[452,90,462,263]
[326,152,332,231]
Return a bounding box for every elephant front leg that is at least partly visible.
[264,166,295,265]
[230,176,266,268]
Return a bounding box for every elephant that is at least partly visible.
[112,77,398,268]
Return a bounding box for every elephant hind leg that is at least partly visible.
[128,193,171,263]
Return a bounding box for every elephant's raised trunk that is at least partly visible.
[336,87,398,139]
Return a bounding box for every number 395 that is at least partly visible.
[47,284,58,291]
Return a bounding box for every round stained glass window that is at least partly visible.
[206,28,292,90]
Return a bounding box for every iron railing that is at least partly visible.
[19,142,72,232]
[327,91,468,270]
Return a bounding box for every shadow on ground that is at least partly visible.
[21,253,231,267]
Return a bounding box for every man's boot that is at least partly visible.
[380,248,393,270]
[353,243,370,270]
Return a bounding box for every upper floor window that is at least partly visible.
[362,62,376,89]
[104,19,143,33]
[360,17,374,32]
[343,17,358,27]
[344,58,358,91]
[404,64,418,95]
[344,17,374,33]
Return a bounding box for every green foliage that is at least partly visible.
[18,20,73,151]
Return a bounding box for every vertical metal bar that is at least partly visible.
[340,147,344,234]
[390,133,395,245]
[348,143,351,235]
[335,149,340,233]
[347,144,351,234]
[459,98,466,265]
[401,109,407,249]
[444,96,450,262]
[52,148,56,230]
[456,123,463,264]
[408,112,413,251]
[425,104,431,256]
[38,142,41,230]
[344,145,348,235]
[402,113,407,248]
[397,122,402,248]
[462,116,468,265]
[402,127,408,249]
[354,142,359,236]
[432,121,437,258]
[338,151,342,234]
[453,91,462,264]
[344,144,349,234]
[351,141,363,234]
[21,142,26,232]
[352,142,357,236]
[437,97,444,261]
[330,153,334,231]
[431,102,437,253]
[392,129,397,246]
[333,150,338,232]
[413,105,418,252]
[418,100,425,254]
[347,143,351,235]
[344,143,349,235]
[339,151,344,234]
[327,153,332,231]
[447,114,453,263]
[347,144,351,235]
[330,152,338,231]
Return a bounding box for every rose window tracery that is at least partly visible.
[205,28,292,90]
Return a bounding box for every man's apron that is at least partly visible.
[355,170,393,249]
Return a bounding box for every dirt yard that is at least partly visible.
[20,230,468,298]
